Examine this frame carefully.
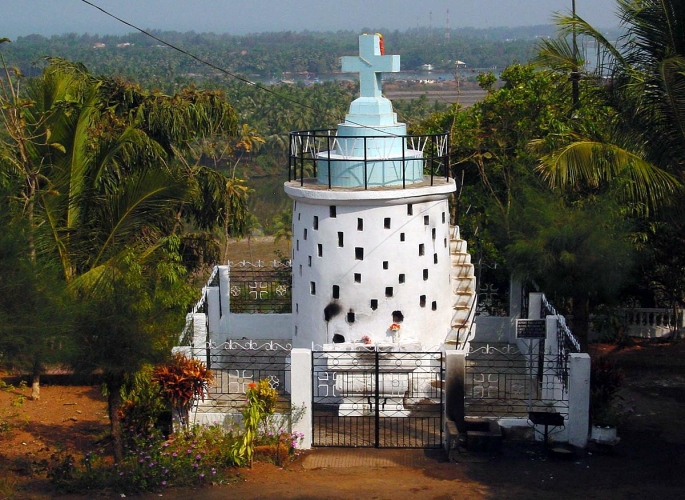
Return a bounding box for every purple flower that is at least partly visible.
[199,473,205,479]
[172,452,178,457]
[161,481,167,486]
[196,454,202,460]
[193,462,199,468]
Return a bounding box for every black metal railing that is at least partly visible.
[288,129,450,189]
[194,340,292,415]
[540,294,581,383]
[464,343,570,419]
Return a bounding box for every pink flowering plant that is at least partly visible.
[49,423,241,494]
[48,379,304,494]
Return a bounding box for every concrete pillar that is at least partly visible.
[542,316,561,402]
[192,313,208,365]
[545,316,559,355]
[290,348,313,450]
[509,277,522,319]
[207,287,221,338]
[218,265,230,316]
[445,350,466,433]
[567,353,591,448]
[528,292,543,319]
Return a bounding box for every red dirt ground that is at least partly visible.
[1,339,685,499]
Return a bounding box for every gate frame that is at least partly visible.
[311,349,444,449]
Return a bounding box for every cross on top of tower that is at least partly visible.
[341,34,400,99]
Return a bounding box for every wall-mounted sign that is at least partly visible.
[516,319,546,339]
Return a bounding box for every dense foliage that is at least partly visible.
[0,52,249,459]
[1,27,554,81]
[414,0,685,346]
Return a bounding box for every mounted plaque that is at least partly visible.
[516,319,546,339]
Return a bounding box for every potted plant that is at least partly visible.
[590,356,631,442]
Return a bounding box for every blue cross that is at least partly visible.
[341,34,400,99]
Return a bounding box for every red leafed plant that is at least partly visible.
[153,353,214,429]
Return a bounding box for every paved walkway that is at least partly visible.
[301,448,447,469]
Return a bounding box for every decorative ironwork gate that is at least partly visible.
[197,340,292,415]
[464,343,569,418]
[228,261,292,313]
[312,349,443,448]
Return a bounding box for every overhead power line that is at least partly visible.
[79,0,403,137]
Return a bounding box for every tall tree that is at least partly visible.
[533,0,685,211]
[0,57,246,457]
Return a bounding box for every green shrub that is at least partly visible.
[119,366,168,438]
[49,424,241,494]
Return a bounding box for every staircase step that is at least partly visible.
[450,239,468,254]
[449,263,475,277]
[452,276,476,292]
[450,252,471,265]
[451,311,472,325]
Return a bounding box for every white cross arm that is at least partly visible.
[340,54,400,73]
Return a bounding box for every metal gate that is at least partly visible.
[312,349,443,448]
[464,343,569,419]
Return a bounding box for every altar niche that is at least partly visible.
[311,349,444,448]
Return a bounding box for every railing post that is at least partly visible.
[374,349,380,447]
[402,138,406,189]
[288,132,292,182]
[567,353,590,448]
[327,133,332,190]
[445,131,450,182]
[290,348,312,450]
[364,136,368,190]
[430,134,435,186]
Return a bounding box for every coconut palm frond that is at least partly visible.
[536,139,679,209]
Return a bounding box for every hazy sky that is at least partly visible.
[3,1,619,40]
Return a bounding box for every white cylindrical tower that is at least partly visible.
[286,34,456,350]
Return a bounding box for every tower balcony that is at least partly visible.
[288,129,451,190]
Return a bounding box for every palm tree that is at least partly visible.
[272,208,293,244]
[533,0,685,212]
[0,58,244,460]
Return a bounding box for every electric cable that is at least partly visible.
[79,0,405,137]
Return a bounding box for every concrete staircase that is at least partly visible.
[445,226,477,350]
